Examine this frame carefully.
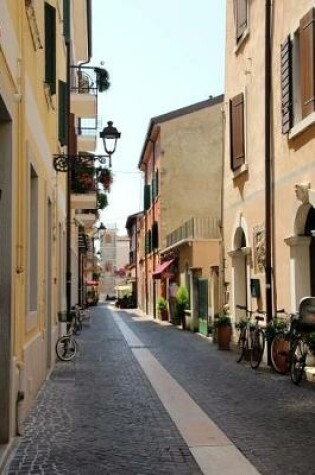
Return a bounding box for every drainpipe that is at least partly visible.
[144,163,149,315]
[265,0,273,361]
[219,104,226,314]
[148,138,157,319]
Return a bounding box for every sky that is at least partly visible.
[91,0,226,234]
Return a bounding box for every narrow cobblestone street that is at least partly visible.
[3,304,315,474]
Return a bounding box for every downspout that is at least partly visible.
[219,104,226,314]
[148,138,157,319]
[265,0,273,361]
[65,0,91,318]
[144,163,149,315]
[135,219,139,307]
[65,25,72,320]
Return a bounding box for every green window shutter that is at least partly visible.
[152,221,159,249]
[151,174,156,200]
[145,232,150,255]
[155,169,159,197]
[63,0,71,42]
[198,278,208,318]
[144,184,151,211]
[58,80,68,146]
[148,230,152,253]
[45,2,56,95]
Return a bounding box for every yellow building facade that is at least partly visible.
[0,0,93,450]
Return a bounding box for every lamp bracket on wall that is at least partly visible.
[53,153,110,172]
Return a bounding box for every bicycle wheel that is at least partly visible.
[290,338,306,385]
[56,336,77,361]
[236,328,247,363]
[250,328,265,369]
[270,332,289,374]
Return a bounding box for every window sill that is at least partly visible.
[289,111,315,139]
[232,163,248,180]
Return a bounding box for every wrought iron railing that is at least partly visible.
[70,65,110,95]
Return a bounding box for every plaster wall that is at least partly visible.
[224,0,315,315]
[159,102,223,249]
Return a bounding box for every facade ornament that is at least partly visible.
[295,183,310,205]
[253,225,265,273]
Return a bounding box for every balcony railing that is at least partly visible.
[70,66,110,95]
[165,216,221,248]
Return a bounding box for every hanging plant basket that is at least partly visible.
[97,191,108,210]
[98,169,113,191]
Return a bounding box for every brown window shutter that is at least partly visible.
[236,0,247,41]
[230,93,245,171]
[281,36,292,134]
[300,8,315,118]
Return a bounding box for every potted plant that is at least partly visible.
[157,297,168,321]
[175,285,189,329]
[97,191,108,210]
[214,314,232,350]
[265,318,288,342]
[98,168,113,191]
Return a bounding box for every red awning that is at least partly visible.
[86,280,99,286]
[152,259,174,279]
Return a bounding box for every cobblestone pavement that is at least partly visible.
[4,305,315,475]
[122,310,315,475]
[4,306,201,475]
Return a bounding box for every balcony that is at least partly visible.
[165,216,221,248]
[77,118,99,153]
[70,66,98,119]
[70,160,97,210]
[75,209,98,227]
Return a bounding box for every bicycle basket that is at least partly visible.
[297,297,315,332]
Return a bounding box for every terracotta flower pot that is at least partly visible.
[217,325,232,350]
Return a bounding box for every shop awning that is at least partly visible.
[152,259,174,279]
[86,280,99,286]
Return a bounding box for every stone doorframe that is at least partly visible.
[284,189,315,311]
[284,236,311,311]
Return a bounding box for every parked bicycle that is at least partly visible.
[77,304,91,325]
[55,325,77,361]
[235,304,266,369]
[270,297,315,384]
[269,312,297,375]
[70,305,83,335]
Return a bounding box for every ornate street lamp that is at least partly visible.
[100,121,121,166]
[53,123,120,320]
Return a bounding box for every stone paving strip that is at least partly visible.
[114,312,260,475]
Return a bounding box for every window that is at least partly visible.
[281,8,315,134]
[144,184,151,211]
[63,0,70,42]
[145,230,152,255]
[152,221,159,249]
[234,0,248,43]
[44,2,56,94]
[229,93,245,170]
[29,166,38,312]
